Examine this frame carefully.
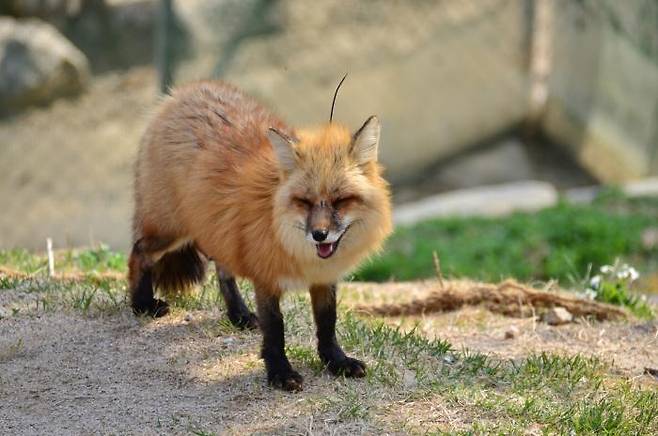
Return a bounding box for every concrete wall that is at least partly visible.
[176,0,531,184]
[542,0,658,182]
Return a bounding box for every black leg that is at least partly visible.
[128,239,170,317]
[256,290,303,391]
[310,284,366,377]
[216,266,258,330]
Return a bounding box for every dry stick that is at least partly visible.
[432,251,444,290]
[353,280,628,321]
[46,238,55,277]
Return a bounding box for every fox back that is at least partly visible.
[134,81,392,294]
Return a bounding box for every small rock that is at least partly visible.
[542,307,573,325]
[403,369,417,389]
[442,354,456,364]
[504,325,520,339]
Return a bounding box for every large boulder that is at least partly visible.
[0,17,89,114]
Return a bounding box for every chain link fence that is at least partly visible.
[0,0,656,250]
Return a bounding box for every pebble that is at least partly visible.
[504,325,520,339]
[542,307,573,325]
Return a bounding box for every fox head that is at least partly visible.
[269,116,392,278]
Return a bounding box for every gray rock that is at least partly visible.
[431,139,535,190]
[0,17,89,113]
[542,307,573,326]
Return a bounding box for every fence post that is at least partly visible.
[156,0,174,94]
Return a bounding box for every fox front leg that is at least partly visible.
[309,284,366,377]
[255,289,303,391]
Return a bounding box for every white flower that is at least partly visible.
[628,267,639,282]
[616,264,640,282]
[583,288,597,300]
[589,275,601,289]
[600,265,613,274]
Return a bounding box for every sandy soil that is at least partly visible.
[1,282,657,435]
[0,304,378,435]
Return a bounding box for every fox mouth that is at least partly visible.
[315,228,348,259]
[316,241,339,259]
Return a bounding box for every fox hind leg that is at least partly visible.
[216,266,258,330]
[128,236,177,317]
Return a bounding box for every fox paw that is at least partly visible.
[132,298,169,318]
[268,369,304,392]
[228,311,259,330]
[326,357,367,378]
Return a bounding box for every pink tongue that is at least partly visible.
[317,243,334,258]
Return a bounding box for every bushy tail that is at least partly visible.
[152,244,207,297]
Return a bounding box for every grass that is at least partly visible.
[1,256,656,434]
[0,243,127,275]
[354,192,658,291]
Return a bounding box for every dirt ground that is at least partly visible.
[1,302,371,435]
[1,282,657,435]
[343,281,658,377]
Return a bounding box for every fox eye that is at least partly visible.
[292,197,313,208]
[333,195,359,209]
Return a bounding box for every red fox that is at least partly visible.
[129,80,392,391]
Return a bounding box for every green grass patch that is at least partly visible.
[0,244,127,275]
[355,194,658,291]
[332,306,658,434]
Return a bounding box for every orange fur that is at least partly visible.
[133,81,392,296]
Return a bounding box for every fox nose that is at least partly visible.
[312,229,328,242]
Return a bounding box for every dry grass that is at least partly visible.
[349,279,629,320]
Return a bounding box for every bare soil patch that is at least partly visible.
[1,279,656,434]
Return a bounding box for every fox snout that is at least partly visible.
[304,202,347,259]
[311,229,328,242]
[307,202,335,241]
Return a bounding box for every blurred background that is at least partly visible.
[0,0,657,290]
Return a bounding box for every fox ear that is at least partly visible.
[268,128,298,171]
[351,116,380,165]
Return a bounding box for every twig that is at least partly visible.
[46,238,55,277]
[432,251,444,290]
